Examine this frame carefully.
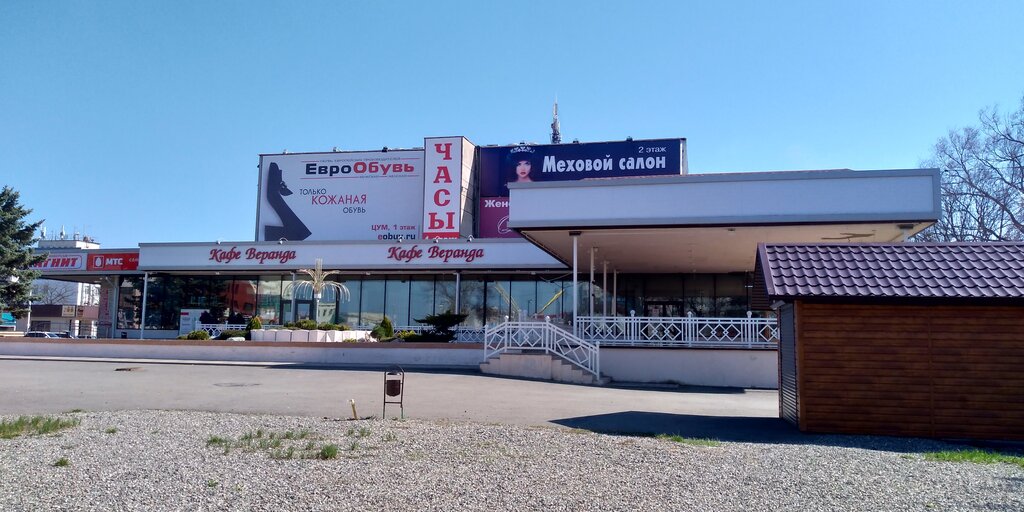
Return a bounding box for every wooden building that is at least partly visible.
[757,242,1024,441]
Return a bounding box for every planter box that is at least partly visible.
[290,330,310,342]
[309,330,326,342]
[250,329,266,342]
[274,330,292,342]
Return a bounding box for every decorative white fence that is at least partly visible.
[195,323,251,338]
[391,325,486,343]
[484,321,600,378]
[194,322,485,343]
[575,315,779,349]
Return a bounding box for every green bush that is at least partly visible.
[184,330,211,341]
[412,312,468,343]
[379,316,394,338]
[294,319,318,331]
[317,322,346,331]
[246,316,263,331]
[217,330,247,340]
[370,325,386,341]
[395,330,418,340]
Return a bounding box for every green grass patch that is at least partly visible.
[208,429,342,460]
[104,427,118,434]
[206,480,218,488]
[64,409,86,414]
[53,457,70,467]
[0,416,80,439]
[656,434,721,447]
[319,444,339,459]
[924,449,1024,469]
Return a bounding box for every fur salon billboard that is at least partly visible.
[477,138,687,237]
[256,150,425,242]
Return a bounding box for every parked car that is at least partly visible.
[24,331,59,338]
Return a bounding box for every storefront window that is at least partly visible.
[409,277,435,325]
[257,277,282,324]
[715,273,749,317]
[485,278,512,324]
[434,276,457,314]
[359,280,385,327]
[459,278,485,327]
[385,277,411,327]
[336,278,360,327]
[536,280,563,322]
[683,275,714,317]
[230,279,258,320]
[116,278,140,330]
[510,279,536,321]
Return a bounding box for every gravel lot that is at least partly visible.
[0,410,1021,511]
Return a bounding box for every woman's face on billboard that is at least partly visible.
[516,160,532,179]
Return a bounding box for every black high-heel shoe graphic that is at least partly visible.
[264,162,311,240]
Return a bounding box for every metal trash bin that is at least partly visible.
[383,366,405,418]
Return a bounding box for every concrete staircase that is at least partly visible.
[480,351,609,385]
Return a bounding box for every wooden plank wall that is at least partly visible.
[796,301,1024,440]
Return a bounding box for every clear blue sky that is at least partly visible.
[3,1,1022,248]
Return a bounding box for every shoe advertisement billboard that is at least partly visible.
[256,150,425,242]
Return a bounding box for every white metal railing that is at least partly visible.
[195,322,250,338]
[390,325,485,343]
[575,314,779,349]
[484,321,600,378]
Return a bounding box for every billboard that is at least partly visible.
[478,138,687,237]
[422,137,473,239]
[256,150,425,242]
[87,252,140,271]
[31,253,85,271]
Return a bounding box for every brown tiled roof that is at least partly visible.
[757,242,1024,300]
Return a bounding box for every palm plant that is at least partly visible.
[290,259,350,323]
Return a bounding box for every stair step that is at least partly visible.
[481,352,604,385]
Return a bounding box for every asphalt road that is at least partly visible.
[0,357,793,440]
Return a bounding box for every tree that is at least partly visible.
[32,281,76,304]
[0,186,45,318]
[919,95,1024,241]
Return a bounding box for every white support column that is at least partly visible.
[570,231,580,333]
[139,272,149,340]
[289,272,297,323]
[602,260,608,317]
[612,269,618,318]
[589,247,595,317]
[454,271,461,314]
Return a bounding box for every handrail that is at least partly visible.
[575,315,779,348]
[484,321,600,378]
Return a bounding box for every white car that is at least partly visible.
[24,331,59,338]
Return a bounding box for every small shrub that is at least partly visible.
[53,457,70,467]
[246,316,263,331]
[294,319,318,330]
[370,325,385,340]
[395,330,417,340]
[184,330,211,341]
[283,322,296,329]
[379,316,394,338]
[342,338,360,343]
[104,427,118,434]
[216,330,247,340]
[319,444,339,459]
[413,311,468,343]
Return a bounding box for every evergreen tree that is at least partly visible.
[0,186,44,318]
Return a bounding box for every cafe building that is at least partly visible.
[27,135,941,387]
